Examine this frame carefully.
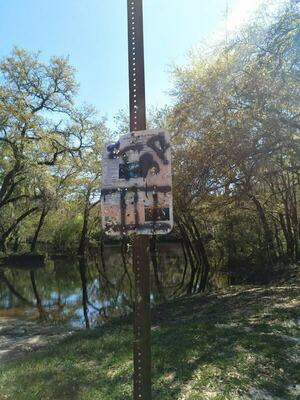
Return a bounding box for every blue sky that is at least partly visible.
[0,0,263,129]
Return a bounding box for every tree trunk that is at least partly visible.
[0,207,38,253]
[79,258,90,329]
[173,239,188,296]
[31,206,48,253]
[78,188,91,257]
[279,212,294,260]
[28,206,48,319]
[176,219,197,295]
[0,270,33,305]
[190,217,211,292]
[121,238,133,305]
[150,236,166,301]
[249,194,275,267]
[30,270,47,320]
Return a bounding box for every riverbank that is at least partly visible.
[0,268,299,400]
[0,315,76,363]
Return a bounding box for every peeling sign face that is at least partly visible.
[101,129,173,236]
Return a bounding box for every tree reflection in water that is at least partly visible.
[0,243,185,328]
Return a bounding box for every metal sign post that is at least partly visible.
[101,1,173,398]
[127,1,151,399]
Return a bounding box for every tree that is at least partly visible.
[0,48,106,252]
[166,0,300,285]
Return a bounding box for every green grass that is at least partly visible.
[0,280,299,400]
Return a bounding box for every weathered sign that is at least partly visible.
[101,129,173,236]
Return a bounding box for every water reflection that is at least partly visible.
[0,243,185,328]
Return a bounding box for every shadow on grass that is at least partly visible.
[0,285,299,400]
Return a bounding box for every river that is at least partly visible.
[0,242,185,328]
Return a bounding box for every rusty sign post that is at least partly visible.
[129,1,150,398]
[101,1,173,399]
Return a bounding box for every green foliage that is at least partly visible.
[164,0,300,288]
[52,215,83,253]
[0,48,108,253]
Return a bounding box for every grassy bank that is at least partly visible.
[0,272,299,400]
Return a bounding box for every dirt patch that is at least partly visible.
[0,316,75,363]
